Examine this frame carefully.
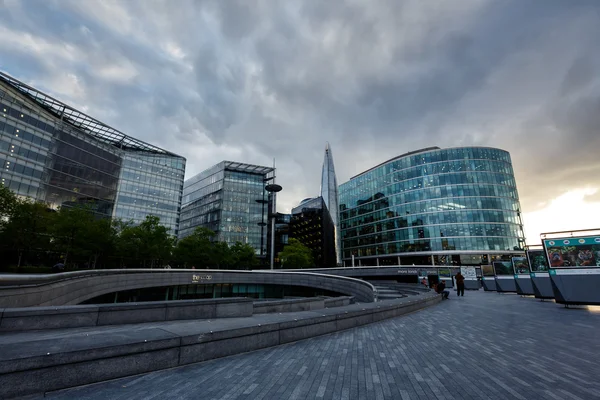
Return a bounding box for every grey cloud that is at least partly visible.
[1,0,599,217]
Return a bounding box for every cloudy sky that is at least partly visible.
[1,0,599,245]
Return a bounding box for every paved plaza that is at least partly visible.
[48,291,600,400]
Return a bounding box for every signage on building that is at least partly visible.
[192,274,213,283]
[397,269,418,274]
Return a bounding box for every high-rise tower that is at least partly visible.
[320,142,341,265]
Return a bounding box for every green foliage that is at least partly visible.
[229,242,258,270]
[279,238,314,269]
[173,227,215,268]
[0,198,53,267]
[117,215,174,268]
[0,184,17,225]
[0,186,261,273]
[173,228,257,269]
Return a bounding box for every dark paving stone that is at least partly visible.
[47,292,600,400]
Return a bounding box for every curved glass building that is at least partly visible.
[339,147,526,267]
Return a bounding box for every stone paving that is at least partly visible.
[48,291,600,400]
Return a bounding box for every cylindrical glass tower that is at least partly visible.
[339,147,526,267]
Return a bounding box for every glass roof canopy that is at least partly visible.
[224,161,274,176]
[0,71,182,157]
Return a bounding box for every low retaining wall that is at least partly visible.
[0,269,376,307]
[324,296,354,308]
[0,298,253,332]
[0,292,440,399]
[252,296,353,314]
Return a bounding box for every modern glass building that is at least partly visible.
[290,196,336,267]
[0,72,185,235]
[339,147,526,267]
[320,143,341,265]
[179,161,275,255]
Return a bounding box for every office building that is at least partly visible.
[290,196,336,267]
[339,147,526,267]
[320,143,341,265]
[179,161,275,255]
[0,72,185,235]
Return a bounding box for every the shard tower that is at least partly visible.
[320,142,341,265]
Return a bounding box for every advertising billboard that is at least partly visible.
[511,256,530,275]
[543,236,600,268]
[526,250,549,272]
[481,265,495,277]
[493,261,513,276]
[460,266,477,280]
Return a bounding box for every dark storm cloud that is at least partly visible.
[1,0,599,220]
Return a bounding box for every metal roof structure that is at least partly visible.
[0,71,182,157]
[224,161,274,176]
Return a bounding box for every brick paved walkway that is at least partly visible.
[48,291,600,400]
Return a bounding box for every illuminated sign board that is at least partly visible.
[511,256,529,275]
[526,250,548,272]
[543,236,600,268]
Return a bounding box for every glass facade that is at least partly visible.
[0,72,185,234]
[339,147,526,266]
[290,196,336,267]
[320,143,341,264]
[179,161,274,254]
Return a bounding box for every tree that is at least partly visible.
[0,199,52,267]
[117,215,174,268]
[174,227,215,268]
[50,205,99,267]
[278,238,314,269]
[0,184,17,226]
[230,242,258,270]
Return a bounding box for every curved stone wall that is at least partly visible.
[0,270,377,307]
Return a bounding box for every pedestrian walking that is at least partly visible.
[456,271,465,296]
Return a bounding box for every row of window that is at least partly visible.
[342,210,522,238]
[0,120,53,149]
[0,176,42,198]
[116,194,179,212]
[343,236,523,257]
[122,157,185,180]
[346,147,511,190]
[340,183,519,217]
[1,158,44,180]
[120,170,182,191]
[0,138,48,165]
[1,100,63,141]
[343,223,524,248]
[118,181,181,200]
[342,196,520,229]
[341,159,515,198]
[340,171,517,208]
[182,180,224,205]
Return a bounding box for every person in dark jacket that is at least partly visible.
[436,281,449,299]
[455,272,465,297]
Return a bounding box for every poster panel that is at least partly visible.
[460,266,477,280]
[481,265,495,277]
[511,256,530,275]
[543,236,600,268]
[493,261,513,276]
[526,250,549,272]
[438,268,451,278]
